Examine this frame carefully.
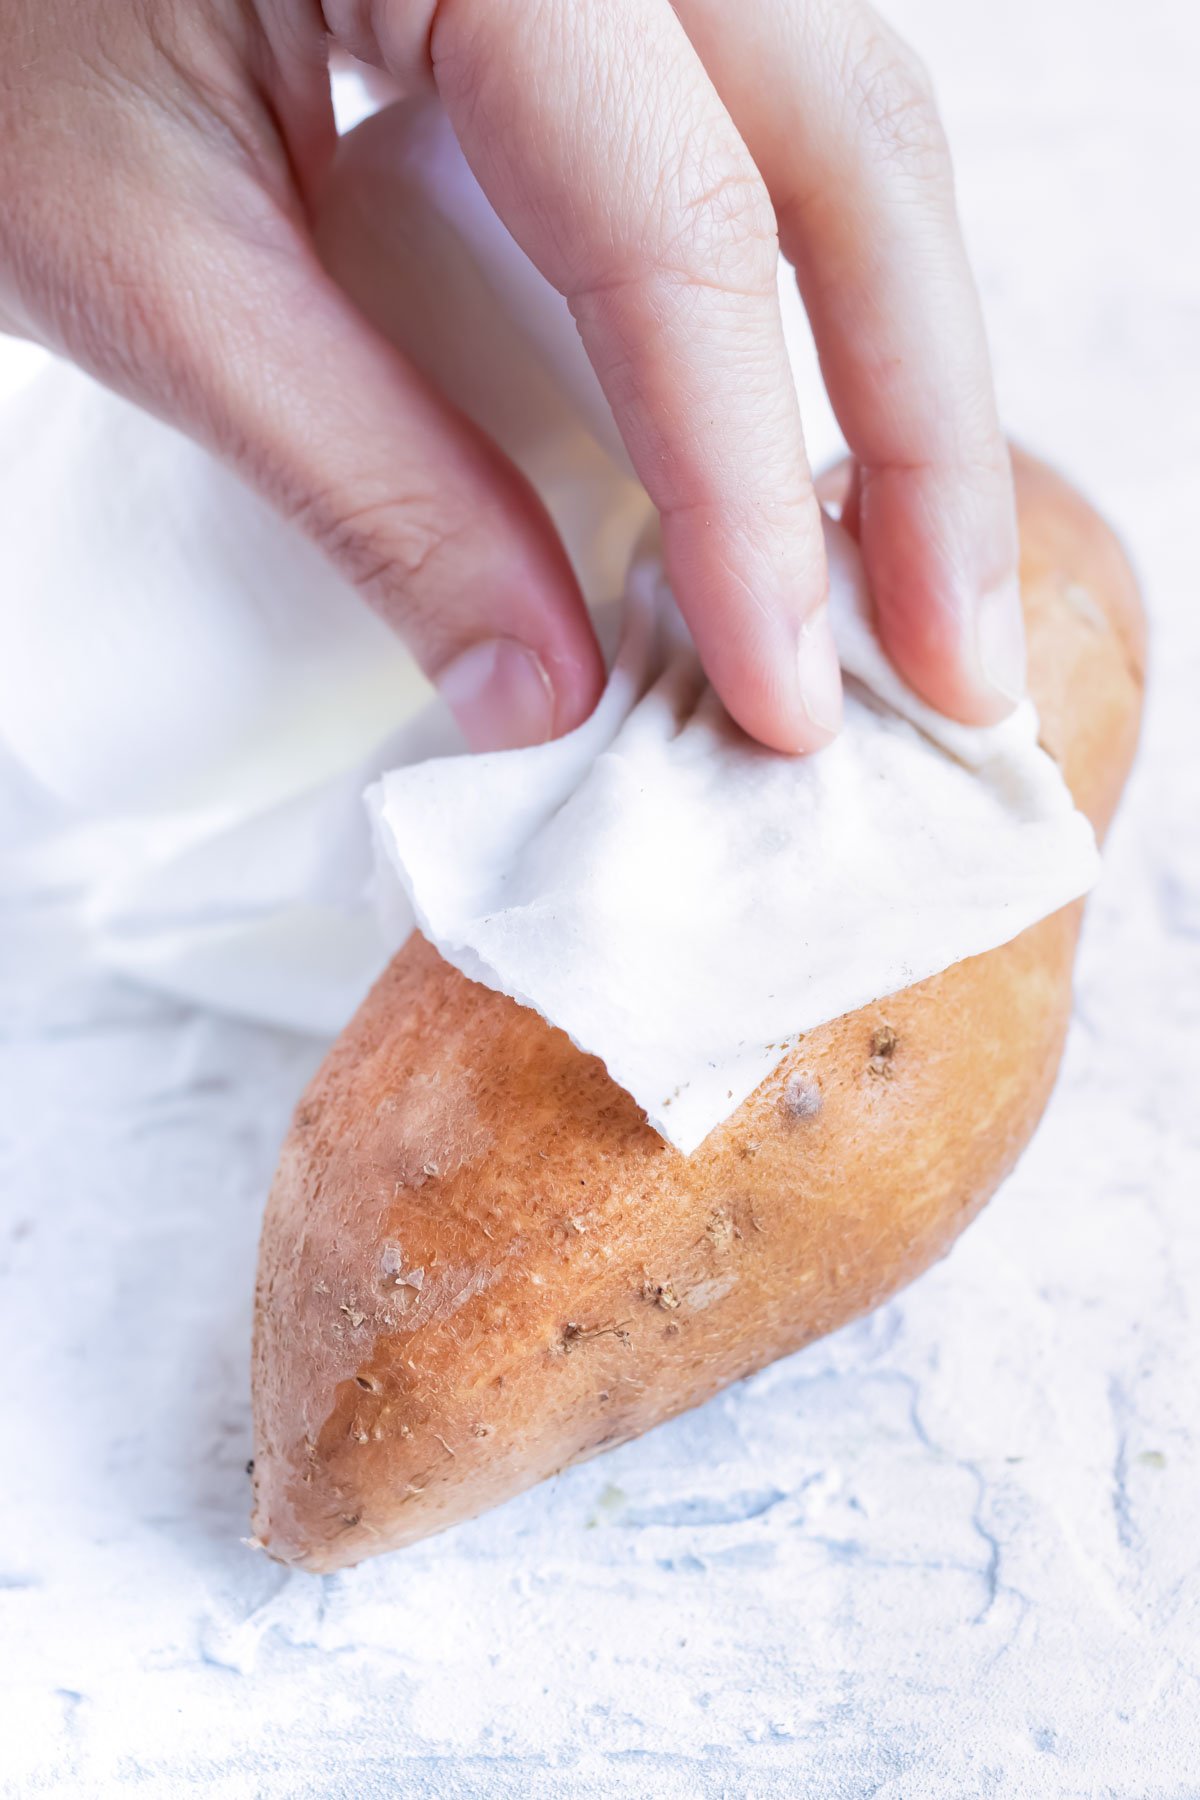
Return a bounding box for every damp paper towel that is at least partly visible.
[370,522,1100,1156]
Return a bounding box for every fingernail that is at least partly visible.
[796,605,843,739]
[437,639,556,751]
[977,577,1027,706]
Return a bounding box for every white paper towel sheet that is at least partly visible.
[370,527,1098,1152]
[0,94,1099,1149]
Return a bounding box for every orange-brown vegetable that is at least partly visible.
[251,451,1145,1571]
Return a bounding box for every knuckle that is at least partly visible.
[846,33,949,184]
[662,138,780,299]
[569,142,779,316]
[290,486,462,639]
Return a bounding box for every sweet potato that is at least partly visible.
[251,450,1145,1570]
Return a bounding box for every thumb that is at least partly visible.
[47,198,605,752]
[232,240,606,748]
[204,226,604,749]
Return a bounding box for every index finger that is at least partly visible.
[424,0,841,751]
[675,0,1025,724]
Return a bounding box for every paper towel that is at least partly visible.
[369,519,1098,1153]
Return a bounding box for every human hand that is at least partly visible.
[0,0,1023,752]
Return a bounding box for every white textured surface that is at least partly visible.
[2,0,1199,1792]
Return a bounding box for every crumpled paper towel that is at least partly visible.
[370,522,1098,1153]
[0,92,1098,1147]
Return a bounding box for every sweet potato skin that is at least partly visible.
[251,451,1145,1571]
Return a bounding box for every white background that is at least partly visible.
[2,1,1199,1794]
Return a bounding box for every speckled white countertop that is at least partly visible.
[3,1,1199,1793]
